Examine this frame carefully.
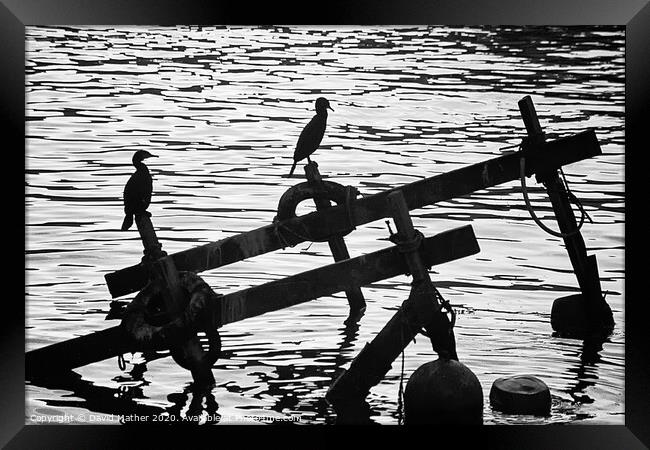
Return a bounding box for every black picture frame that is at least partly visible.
[4,0,648,447]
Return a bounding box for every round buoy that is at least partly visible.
[404,359,483,425]
[489,375,551,416]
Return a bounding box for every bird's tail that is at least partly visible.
[288,161,297,177]
[121,214,133,231]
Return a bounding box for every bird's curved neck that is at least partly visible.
[134,161,149,171]
[316,109,328,118]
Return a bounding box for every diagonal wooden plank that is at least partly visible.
[105,131,600,298]
[219,225,478,326]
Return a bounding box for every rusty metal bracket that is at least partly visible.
[274,180,360,242]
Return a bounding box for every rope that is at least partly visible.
[520,156,587,238]
[397,348,405,426]
[560,168,593,225]
[395,302,418,425]
[272,218,291,249]
[396,303,413,426]
[388,228,425,254]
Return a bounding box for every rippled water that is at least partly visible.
[25,25,625,425]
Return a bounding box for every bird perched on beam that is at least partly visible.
[288,97,334,177]
[121,150,157,231]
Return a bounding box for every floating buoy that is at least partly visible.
[489,375,551,416]
[551,294,614,338]
[551,294,589,336]
[404,359,483,425]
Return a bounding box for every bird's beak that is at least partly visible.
[147,154,158,159]
[328,105,334,112]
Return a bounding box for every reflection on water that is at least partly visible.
[25,25,624,425]
[565,337,607,405]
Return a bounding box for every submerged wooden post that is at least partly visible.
[326,190,459,403]
[304,161,366,314]
[518,96,613,334]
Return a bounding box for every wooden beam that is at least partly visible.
[219,225,479,326]
[105,132,600,298]
[26,326,131,374]
[27,225,479,373]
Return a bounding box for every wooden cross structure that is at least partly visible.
[518,97,613,333]
[26,96,612,405]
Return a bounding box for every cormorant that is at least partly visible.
[288,97,334,177]
[121,150,157,231]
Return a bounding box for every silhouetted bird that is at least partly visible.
[121,150,157,231]
[288,97,334,177]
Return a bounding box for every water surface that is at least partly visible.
[25,25,625,425]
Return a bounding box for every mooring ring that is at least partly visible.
[274,181,359,243]
[276,180,352,221]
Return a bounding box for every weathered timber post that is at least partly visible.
[304,161,366,315]
[326,190,459,403]
[135,213,165,262]
[386,190,458,361]
[134,213,216,385]
[518,96,613,336]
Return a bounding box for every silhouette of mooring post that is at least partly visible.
[326,190,463,403]
[134,213,216,385]
[304,161,366,314]
[518,96,613,333]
